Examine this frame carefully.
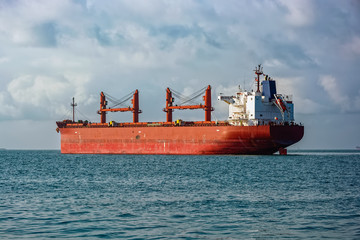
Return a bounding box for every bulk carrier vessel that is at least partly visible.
[56,65,304,155]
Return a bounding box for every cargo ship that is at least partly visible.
[56,65,304,155]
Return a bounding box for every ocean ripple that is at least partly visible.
[0,150,359,239]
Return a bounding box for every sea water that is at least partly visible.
[0,150,359,239]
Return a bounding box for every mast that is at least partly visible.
[165,88,173,122]
[204,85,212,121]
[132,90,140,123]
[71,97,77,122]
[254,64,263,92]
[100,92,107,123]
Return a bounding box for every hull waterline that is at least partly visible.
[59,124,304,155]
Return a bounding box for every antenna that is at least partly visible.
[71,97,77,122]
[254,64,263,92]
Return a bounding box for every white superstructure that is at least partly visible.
[218,65,294,126]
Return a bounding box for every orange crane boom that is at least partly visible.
[164,85,213,122]
[98,90,141,123]
[167,104,206,110]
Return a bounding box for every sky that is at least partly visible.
[0,0,359,150]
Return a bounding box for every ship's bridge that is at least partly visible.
[218,71,295,126]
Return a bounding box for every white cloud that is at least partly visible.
[0,0,80,46]
[0,57,9,64]
[318,75,347,108]
[7,75,70,106]
[5,73,93,119]
[343,36,360,56]
[356,90,360,110]
[264,59,285,68]
[318,75,360,113]
[275,77,325,114]
[278,0,315,27]
[295,97,324,115]
[0,92,20,118]
[0,0,358,149]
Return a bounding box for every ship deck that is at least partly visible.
[57,120,301,129]
[56,120,304,155]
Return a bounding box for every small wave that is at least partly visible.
[117,213,137,218]
[171,214,186,219]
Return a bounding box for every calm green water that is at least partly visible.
[0,150,359,239]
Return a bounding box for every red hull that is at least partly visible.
[58,124,304,155]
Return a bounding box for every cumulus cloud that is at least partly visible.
[0,0,80,47]
[318,75,360,113]
[0,92,20,118]
[278,0,315,27]
[356,90,360,110]
[0,0,359,148]
[7,75,69,106]
[2,73,94,119]
[271,76,325,114]
[0,57,9,64]
[343,36,360,57]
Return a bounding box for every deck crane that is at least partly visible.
[164,85,213,122]
[98,90,141,123]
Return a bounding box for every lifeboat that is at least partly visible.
[276,98,287,112]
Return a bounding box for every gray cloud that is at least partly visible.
[32,22,58,47]
[0,0,359,149]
